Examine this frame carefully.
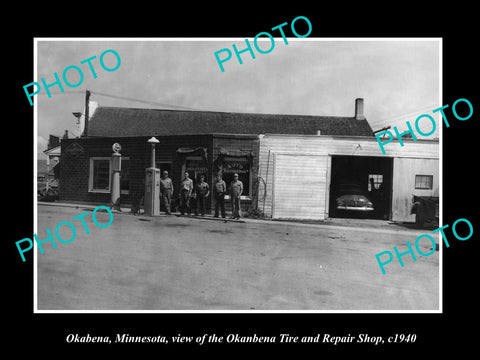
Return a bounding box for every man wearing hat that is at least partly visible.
[160,170,174,215]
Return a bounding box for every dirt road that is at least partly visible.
[36,204,439,311]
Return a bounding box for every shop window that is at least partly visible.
[368,174,383,192]
[89,157,130,194]
[222,156,251,198]
[89,157,111,193]
[415,175,433,189]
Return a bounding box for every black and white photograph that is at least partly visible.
[34,38,441,311]
[6,7,479,355]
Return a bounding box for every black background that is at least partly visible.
[6,4,478,355]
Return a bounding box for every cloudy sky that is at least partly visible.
[35,38,440,158]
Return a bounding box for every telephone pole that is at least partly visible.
[82,90,91,137]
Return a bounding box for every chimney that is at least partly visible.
[63,130,69,139]
[355,98,365,120]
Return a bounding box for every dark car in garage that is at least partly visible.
[333,183,374,214]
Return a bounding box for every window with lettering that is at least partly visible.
[222,156,251,197]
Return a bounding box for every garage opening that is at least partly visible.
[329,155,393,220]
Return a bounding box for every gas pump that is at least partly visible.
[111,143,122,206]
[144,137,161,216]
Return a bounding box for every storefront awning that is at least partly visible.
[218,148,254,158]
[176,147,208,161]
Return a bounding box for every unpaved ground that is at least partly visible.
[36,204,439,311]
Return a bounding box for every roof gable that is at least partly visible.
[87,106,373,138]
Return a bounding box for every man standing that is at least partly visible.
[195,174,210,216]
[179,171,193,215]
[229,173,243,220]
[213,173,226,218]
[160,170,173,215]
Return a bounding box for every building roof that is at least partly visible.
[87,106,374,138]
[43,145,61,156]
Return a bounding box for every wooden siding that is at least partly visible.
[272,154,328,220]
[258,135,439,220]
[392,157,439,222]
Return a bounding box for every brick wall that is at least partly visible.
[59,134,259,215]
[59,135,214,207]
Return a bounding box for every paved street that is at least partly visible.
[36,204,439,311]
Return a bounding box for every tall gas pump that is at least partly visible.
[144,137,161,216]
[111,142,122,206]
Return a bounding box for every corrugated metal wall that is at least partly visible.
[272,154,328,220]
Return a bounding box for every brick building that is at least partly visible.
[60,134,259,213]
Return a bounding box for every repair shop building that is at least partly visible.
[58,99,374,214]
[257,134,439,222]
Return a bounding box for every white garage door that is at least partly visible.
[272,154,328,220]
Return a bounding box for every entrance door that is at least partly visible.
[182,156,208,184]
[272,154,328,220]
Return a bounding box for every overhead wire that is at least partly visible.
[38,89,441,132]
[36,89,206,111]
[89,90,205,111]
[371,103,440,129]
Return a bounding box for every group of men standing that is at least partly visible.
[159,170,243,219]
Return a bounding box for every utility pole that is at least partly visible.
[83,90,91,137]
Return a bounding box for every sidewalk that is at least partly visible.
[37,200,426,235]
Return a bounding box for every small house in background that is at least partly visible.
[37,159,49,182]
[38,134,64,200]
[42,134,63,180]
